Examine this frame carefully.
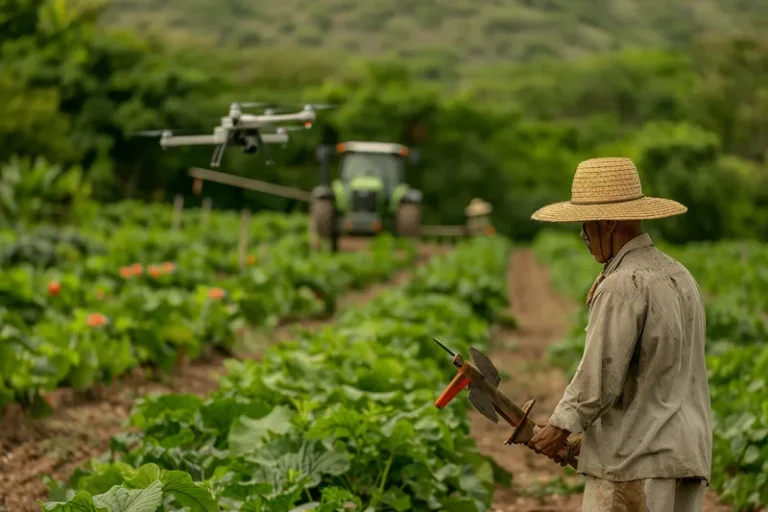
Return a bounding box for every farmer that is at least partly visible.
[527,157,712,511]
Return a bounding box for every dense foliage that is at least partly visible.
[2,1,767,243]
[0,202,417,413]
[532,230,768,510]
[102,0,768,64]
[41,236,513,511]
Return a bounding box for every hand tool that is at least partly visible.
[432,338,580,469]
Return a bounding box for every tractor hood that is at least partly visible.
[348,175,383,191]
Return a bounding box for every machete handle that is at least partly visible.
[435,366,471,408]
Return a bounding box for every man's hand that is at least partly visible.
[528,423,571,463]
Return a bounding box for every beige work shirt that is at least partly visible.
[549,233,713,482]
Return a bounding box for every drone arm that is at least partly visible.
[238,110,315,127]
[160,134,222,148]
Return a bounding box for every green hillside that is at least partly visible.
[104,0,768,63]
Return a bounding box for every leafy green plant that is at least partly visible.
[42,236,513,511]
[0,155,92,225]
[0,202,416,413]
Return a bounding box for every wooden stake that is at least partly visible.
[201,197,212,229]
[172,195,184,230]
[239,209,251,272]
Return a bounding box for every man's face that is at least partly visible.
[580,221,614,264]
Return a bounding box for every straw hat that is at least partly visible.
[465,198,492,217]
[531,157,687,222]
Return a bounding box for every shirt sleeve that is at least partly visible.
[549,287,644,434]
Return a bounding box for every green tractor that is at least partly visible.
[310,141,422,250]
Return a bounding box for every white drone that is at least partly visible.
[134,102,334,167]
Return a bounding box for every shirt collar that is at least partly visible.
[604,233,654,275]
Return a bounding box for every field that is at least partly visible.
[0,200,765,511]
[3,0,768,508]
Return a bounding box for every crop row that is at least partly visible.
[532,230,768,510]
[40,235,513,512]
[0,202,417,414]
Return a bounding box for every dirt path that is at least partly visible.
[474,249,732,512]
[0,241,448,512]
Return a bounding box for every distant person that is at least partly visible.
[527,157,712,511]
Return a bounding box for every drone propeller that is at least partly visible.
[306,103,338,110]
[130,130,174,137]
[236,102,273,108]
[276,125,309,132]
[263,107,290,115]
[259,102,339,112]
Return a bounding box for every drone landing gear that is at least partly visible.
[210,131,235,168]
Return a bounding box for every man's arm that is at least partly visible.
[549,287,644,434]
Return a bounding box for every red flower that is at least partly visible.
[48,281,61,296]
[87,313,108,328]
[207,288,225,300]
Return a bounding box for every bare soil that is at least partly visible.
[0,240,448,512]
[476,249,733,512]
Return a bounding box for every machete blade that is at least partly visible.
[469,347,501,387]
[468,383,499,423]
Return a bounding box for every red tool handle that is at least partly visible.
[435,371,471,408]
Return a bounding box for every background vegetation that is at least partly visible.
[2,0,767,242]
[103,0,768,64]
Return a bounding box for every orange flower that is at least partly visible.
[148,265,162,278]
[119,266,133,279]
[161,261,175,273]
[207,287,225,300]
[131,263,144,276]
[246,254,256,265]
[96,289,105,300]
[87,313,108,328]
[48,281,61,296]
[485,226,496,236]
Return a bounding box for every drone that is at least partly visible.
[132,102,335,167]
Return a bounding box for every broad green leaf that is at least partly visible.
[381,486,411,511]
[744,445,761,465]
[123,464,162,489]
[71,461,136,495]
[228,406,295,455]
[92,481,163,512]
[39,491,108,512]
[201,397,271,434]
[161,470,220,512]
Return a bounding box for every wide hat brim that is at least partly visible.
[531,196,687,223]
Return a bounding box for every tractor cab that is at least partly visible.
[310,141,422,248]
[339,149,403,198]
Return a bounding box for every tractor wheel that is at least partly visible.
[311,198,335,238]
[396,202,421,237]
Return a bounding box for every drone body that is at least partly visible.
[135,102,332,167]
